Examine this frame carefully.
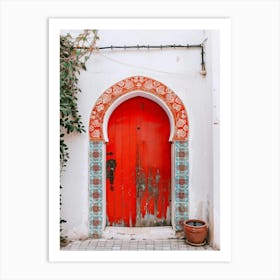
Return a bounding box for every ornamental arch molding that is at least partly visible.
[89,76,189,142]
[88,76,189,238]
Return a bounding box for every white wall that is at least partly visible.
[61,30,220,248]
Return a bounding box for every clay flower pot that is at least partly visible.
[183,219,208,246]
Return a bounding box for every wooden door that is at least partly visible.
[106,97,171,227]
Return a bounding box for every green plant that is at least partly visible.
[60,30,99,246]
[60,29,99,171]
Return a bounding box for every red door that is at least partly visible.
[106,97,171,227]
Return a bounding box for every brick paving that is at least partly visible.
[62,239,214,251]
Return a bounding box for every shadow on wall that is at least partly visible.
[195,199,218,248]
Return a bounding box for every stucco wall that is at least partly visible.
[60,30,220,248]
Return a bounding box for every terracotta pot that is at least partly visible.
[183,219,208,245]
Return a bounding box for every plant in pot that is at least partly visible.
[183,219,208,246]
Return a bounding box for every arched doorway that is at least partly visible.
[106,97,171,227]
[88,76,189,238]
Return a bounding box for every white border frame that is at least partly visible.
[49,18,231,262]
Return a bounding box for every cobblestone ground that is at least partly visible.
[62,239,215,251]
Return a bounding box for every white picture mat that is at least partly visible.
[0,1,279,279]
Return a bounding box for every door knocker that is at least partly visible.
[106,159,117,191]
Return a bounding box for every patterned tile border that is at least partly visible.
[89,141,103,238]
[88,140,189,236]
[89,76,189,141]
[174,141,189,231]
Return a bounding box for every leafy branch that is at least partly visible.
[60,30,99,246]
[60,29,99,172]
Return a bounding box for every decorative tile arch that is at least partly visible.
[89,76,189,141]
[88,76,189,238]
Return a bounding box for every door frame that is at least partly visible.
[88,76,189,238]
[105,94,173,227]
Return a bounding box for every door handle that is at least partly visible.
[106,159,116,191]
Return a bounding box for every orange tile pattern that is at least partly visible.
[89,76,189,141]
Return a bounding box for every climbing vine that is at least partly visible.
[60,30,99,171]
[60,30,99,246]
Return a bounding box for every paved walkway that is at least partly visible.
[62,239,214,251]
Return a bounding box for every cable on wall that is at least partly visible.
[77,38,208,76]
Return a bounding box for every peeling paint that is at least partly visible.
[135,146,171,226]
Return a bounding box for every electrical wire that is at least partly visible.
[86,52,199,76]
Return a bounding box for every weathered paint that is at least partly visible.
[106,97,171,227]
